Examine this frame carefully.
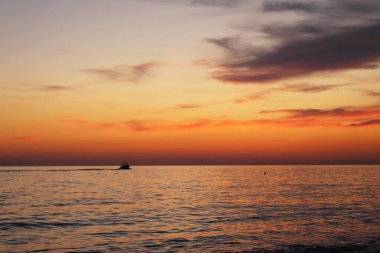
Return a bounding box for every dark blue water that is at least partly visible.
[1,165,379,252]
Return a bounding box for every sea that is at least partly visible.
[0,165,379,253]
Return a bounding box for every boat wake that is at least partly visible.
[0,168,121,172]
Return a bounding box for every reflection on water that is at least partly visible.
[0,165,379,252]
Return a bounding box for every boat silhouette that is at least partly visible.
[118,162,131,170]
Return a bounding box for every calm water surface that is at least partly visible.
[0,165,379,252]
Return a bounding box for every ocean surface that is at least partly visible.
[0,165,379,253]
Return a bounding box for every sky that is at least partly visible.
[0,0,380,165]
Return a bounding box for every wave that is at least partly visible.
[0,221,93,230]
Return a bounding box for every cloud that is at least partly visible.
[125,119,213,132]
[363,90,380,97]
[61,118,119,129]
[190,0,244,7]
[258,105,380,127]
[235,91,269,103]
[346,119,380,127]
[261,106,380,119]
[281,84,344,93]
[140,0,245,8]
[83,61,160,83]
[208,0,380,84]
[263,0,380,16]
[192,58,215,67]
[235,84,343,103]
[207,37,259,59]
[263,1,317,12]
[211,23,380,83]
[39,85,71,91]
[175,104,205,109]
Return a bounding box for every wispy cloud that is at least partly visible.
[363,90,380,97]
[235,83,344,103]
[38,85,72,91]
[282,84,344,93]
[125,119,214,132]
[83,61,160,83]
[1,84,72,93]
[61,118,119,129]
[235,91,270,103]
[261,106,380,119]
[175,103,205,109]
[346,119,380,127]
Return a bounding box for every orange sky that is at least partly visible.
[1,0,380,165]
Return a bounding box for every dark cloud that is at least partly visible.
[336,0,380,14]
[83,61,159,83]
[264,0,380,15]
[211,22,380,83]
[208,0,380,84]
[261,22,333,41]
[261,0,380,42]
[263,1,317,12]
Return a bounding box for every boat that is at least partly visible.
[118,162,131,170]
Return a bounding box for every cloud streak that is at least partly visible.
[235,83,344,103]
[346,119,380,127]
[175,104,205,109]
[261,106,380,119]
[282,84,344,93]
[83,61,160,83]
[363,90,380,97]
[38,85,72,91]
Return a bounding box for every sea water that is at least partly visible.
[0,165,379,252]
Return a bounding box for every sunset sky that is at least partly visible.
[1,0,380,165]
